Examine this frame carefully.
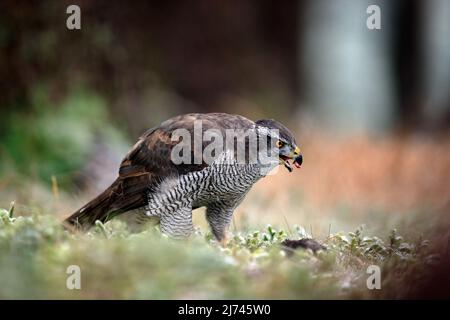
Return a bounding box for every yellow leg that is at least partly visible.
[220,234,229,248]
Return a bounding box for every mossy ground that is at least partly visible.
[0,203,445,299]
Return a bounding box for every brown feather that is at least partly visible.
[65,113,256,230]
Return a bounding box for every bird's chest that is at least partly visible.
[145,163,262,215]
[195,164,261,203]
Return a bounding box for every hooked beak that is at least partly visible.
[279,146,303,172]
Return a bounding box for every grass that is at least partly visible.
[0,203,444,299]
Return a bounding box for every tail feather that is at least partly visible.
[64,175,150,231]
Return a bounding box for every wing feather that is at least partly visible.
[65,113,256,229]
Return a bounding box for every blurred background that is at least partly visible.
[0,0,449,235]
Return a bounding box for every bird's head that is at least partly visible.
[255,119,303,172]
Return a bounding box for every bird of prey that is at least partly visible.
[65,113,303,241]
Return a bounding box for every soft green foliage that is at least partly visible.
[327,226,427,262]
[0,206,434,299]
[0,86,126,188]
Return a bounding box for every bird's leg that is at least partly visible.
[206,203,234,245]
[220,236,230,248]
[159,206,194,239]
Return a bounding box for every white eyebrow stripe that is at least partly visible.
[256,126,281,141]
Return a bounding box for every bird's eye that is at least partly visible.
[276,140,284,148]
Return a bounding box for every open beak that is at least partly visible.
[280,146,303,172]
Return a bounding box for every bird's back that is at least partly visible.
[65,113,258,230]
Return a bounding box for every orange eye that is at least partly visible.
[276,140,284,148]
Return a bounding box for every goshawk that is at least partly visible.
[65,113,303,240]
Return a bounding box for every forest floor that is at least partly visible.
[1,134,449,299]
[0,202,448,299]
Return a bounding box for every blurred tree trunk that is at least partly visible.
[299,0,396,134]
[421,0,450,130]
[298,0,450,134]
